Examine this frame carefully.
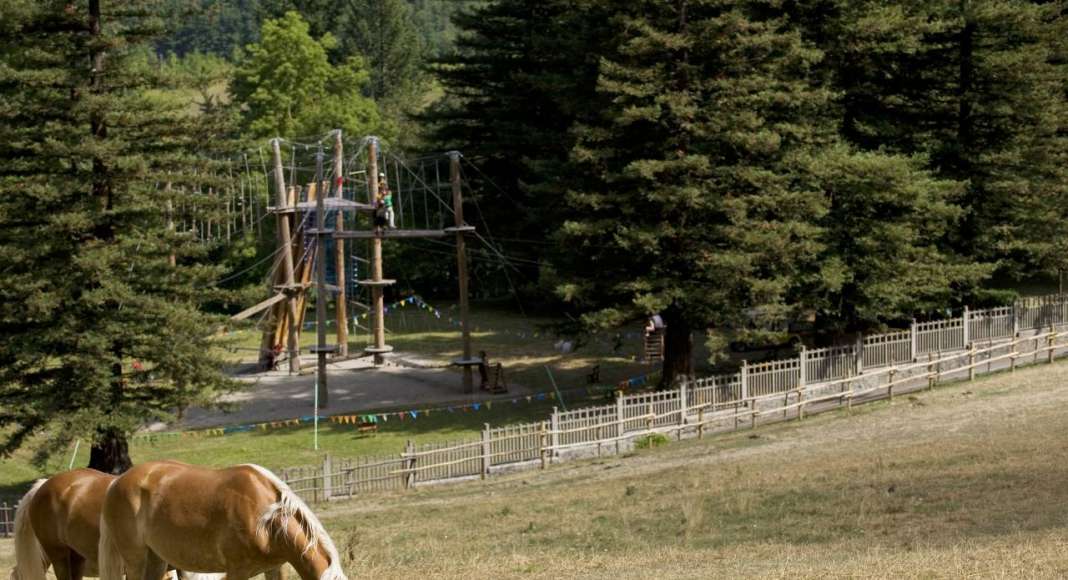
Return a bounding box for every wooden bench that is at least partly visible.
[356,420,378,435]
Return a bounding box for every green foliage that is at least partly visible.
[339,0,425,105]
[556,0,834,379]
[0,0,242,464]
[809,0,1068,282]
[634,434,669,450]
[232,11,382,139]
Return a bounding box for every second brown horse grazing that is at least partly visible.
[11,469,115,580]
[99,461,347,580]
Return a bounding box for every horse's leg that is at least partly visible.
[264,567,286,580]
[47,549,72,580]
[140,550,168,580]
[67,553,85,580]
[41,547,82,580]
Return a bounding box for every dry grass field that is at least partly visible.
[4,360,1068,578]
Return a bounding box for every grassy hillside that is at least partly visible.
[4,360,1067,578]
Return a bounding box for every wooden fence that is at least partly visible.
[276,306,1068,503]
[0,501,14,538]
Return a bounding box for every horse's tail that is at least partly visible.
[12,479,48,580]
[97,486,125,580]
[243,464,346,580]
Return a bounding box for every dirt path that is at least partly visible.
[165,353,538,430]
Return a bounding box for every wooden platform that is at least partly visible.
[295,199,375,212]
[334,229,450,239]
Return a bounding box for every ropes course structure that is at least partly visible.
[220,130,494,404]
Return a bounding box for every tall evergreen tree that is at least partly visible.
[429,0,613,281]
[555,0,833,385]
[0,0,241,472]
[806,0,1068,286]
[339,0,425,104]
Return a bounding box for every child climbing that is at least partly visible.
[378,172,396,229]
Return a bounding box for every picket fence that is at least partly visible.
[0,501,12,538]
[276,294,1068,503]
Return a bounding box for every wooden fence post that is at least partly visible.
[679,380,688,428]
[1048,325,1056,364]
[1012,302,1020,337]
[927,353,935,391]
[539,421,548,469]
[646,403,654,432]
[481,423,491,480]
[855,333,864,375]
[797,347,807,418]
[910,319,918,361]
[1011,334,1019,373]
[740,360,749,400]
[888,368,896,402]
[963,306,970,346]
[698,408,705,439]
[550,407,560,461]
[404,440,415,489]
[322,454,332,501]
[968,342,976,381]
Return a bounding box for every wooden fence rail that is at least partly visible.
[281,324,1068,503]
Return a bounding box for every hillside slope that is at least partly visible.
[3,362,1067,578]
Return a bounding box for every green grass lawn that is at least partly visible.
[0,383,617,498]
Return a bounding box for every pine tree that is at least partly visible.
[339,0,425,104]
[807,0,1068,286]
[429,0,613,277]
[0,0,241,472]
[555,0,835,385]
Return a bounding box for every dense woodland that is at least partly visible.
[0,0,1066,469]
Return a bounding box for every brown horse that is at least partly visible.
[11,469,116,580]
[98,461,346,580]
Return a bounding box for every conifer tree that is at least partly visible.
[0,0,241,472]
[555,0,833,385]
[429,0,613,273]
[808,0,1068,285]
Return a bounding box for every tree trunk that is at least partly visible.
[658,310,693,390]
[87,426,132,474]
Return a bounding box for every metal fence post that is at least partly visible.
[481,423,491,479]
[615,392,624,454]
[798,346,807,388]
[322,454,332,501]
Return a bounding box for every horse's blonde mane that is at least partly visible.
[242,464,346,580]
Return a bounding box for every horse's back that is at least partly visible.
[105,461,284,573]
